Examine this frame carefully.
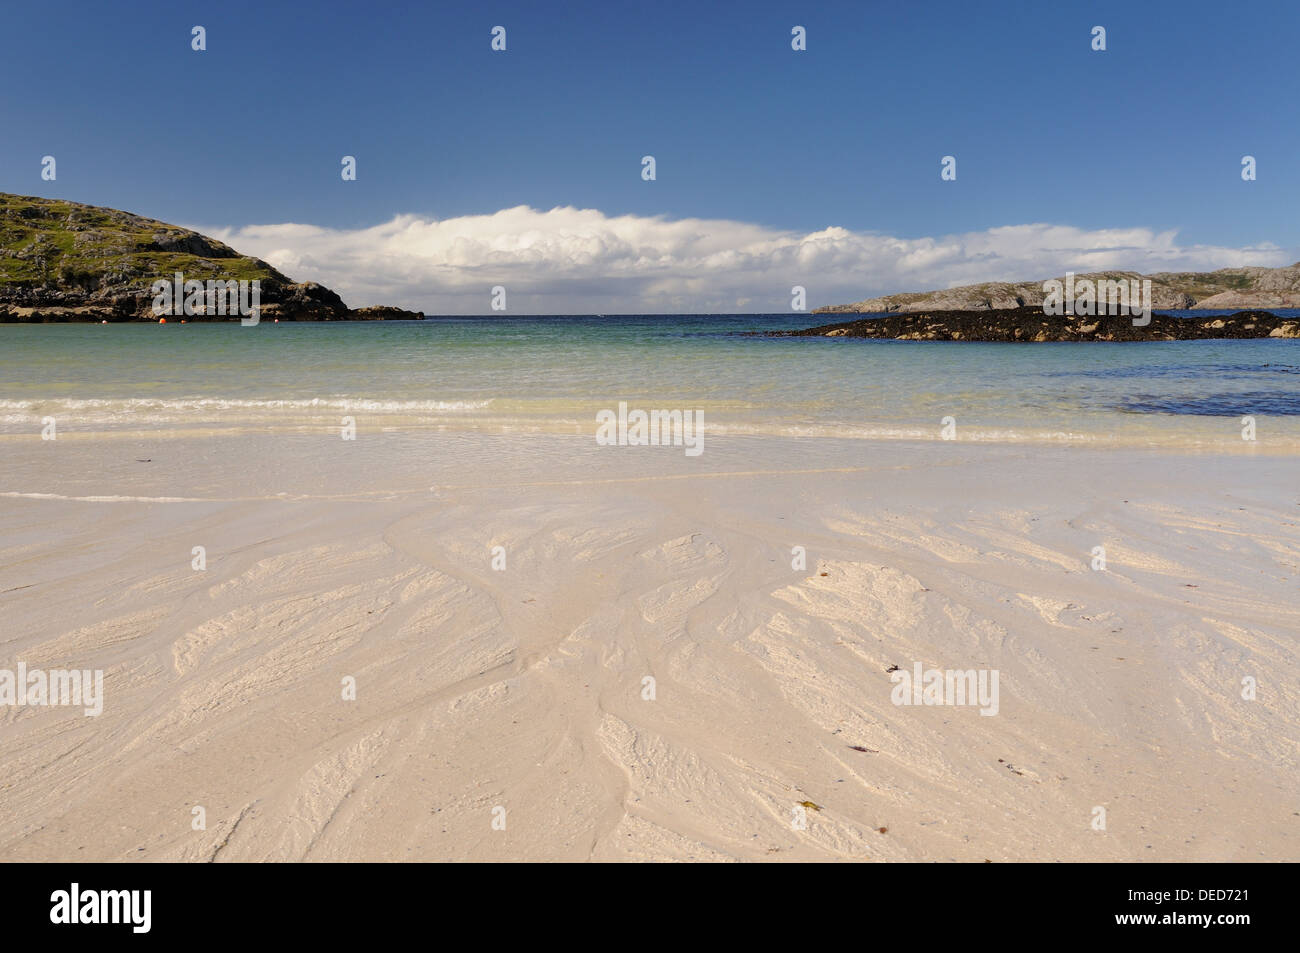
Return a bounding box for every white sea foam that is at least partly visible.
[0,397,493,413]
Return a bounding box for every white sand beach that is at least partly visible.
[6,0,1300,877]
[1,433,1295,861]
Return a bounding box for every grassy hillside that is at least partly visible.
[0,193,282,289]
[0,193,392,320]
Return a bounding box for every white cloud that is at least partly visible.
[200,206,1293,313]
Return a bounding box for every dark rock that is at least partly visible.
[772,306,1300,342]
[348,306,425,320]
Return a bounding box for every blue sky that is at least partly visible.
[3,0,1297,311]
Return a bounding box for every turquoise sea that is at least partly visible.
[3,313,1300,450]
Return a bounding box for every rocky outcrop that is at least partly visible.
[815,264,1300,314]
[349,305,425,321]
[776,307,1300,342]
[0,192,420,322]
[1187,290,1300,309]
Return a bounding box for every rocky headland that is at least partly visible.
[0,193,422,322]
[815,263,1300,315]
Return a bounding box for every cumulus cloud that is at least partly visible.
[200,206,1293,313]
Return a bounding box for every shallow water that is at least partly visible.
[3,314,1299,450]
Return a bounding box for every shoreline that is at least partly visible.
[3,424,1298,455]
[0,305,425,323]
[5,305,1300,328]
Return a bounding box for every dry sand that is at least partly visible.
[1,434,1297,861]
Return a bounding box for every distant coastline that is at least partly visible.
[8,191,1300,328]
[814,263,1300,314]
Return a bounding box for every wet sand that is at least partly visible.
[1,434,1297,861]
